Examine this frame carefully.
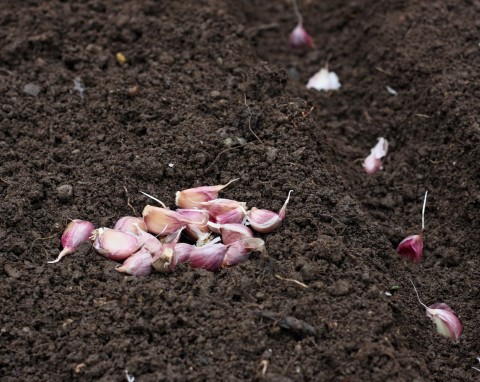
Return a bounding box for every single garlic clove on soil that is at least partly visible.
[175,179,239,209]
[91,228,141,261]
[116,249,153,276]
[247,191,292,233]
[48,219,95,264]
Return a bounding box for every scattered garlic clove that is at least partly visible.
[174,243,195,264]
[48,220,95,263]
[426,303,463,341]
[143,205,199,235]
[208,222,254,245]
[214,206,248,225]
[113,216,147,234]
[131,224,162,255]
[223,237,265,267]
[410,279,463,341]
[91,228,141,261]
[189,243,228,272]
[288,23,314,50]
[363,137,388,174]
[396,234,423,263]
[175,179,239,209]
[198,199,247,217]
[306,68,341,91]
[247,191,292,233]
[115,249,153,276]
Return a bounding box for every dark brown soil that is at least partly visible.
[1,0,479,381]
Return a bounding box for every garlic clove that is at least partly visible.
[175,179,239,209]
[306,68,341,91]
[363,138,388,174]
[247,191,292,233]
[113,216,147,234]
[48,220,95,263]
[223,237,265,267]
[131,224,162,255]
[396,234,423,263]
[91,228,141,261]
[288,23,314,50]
[214,206,248,225]
[426,303,463,340]
[174,243,195,263]
[189,243,228,272]
[143,205,198,235]
[197,198,247,217]
[115,249,153,276]
[208,223,253,245]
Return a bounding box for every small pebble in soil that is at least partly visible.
[4,263,21,278]
[56,184,73,202]
[23,83,41,97]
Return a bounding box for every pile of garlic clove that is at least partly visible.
[48,180,292,276]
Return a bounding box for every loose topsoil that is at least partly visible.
[1,0,479,381]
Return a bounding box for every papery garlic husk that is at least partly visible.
[115,249,153,276]
[223,237,265,267]
[208,222,254,245]
[48,220,95,263]
[306,68,341,91]
[189,243,228,272]
[396,234,423,263]
[131,224,162,255]
[91,228,141,261]
[363,137,388,174]
[174,243,195,264]
[151,227,184,273]
[113,216,147,234]
[426,303,463,341]
[247,190,292,233]
[175,179,239,209]
[185,224,213,246]
[143,205,205,236]
[176,209,210,242]
[288,23,314,50]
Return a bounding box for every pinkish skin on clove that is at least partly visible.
[131,224,162,255]
[363,137,388,174]
[222,237,265,267]
[174,242,195,264]
[142,205,208,236]
[247,190,292,233]
[208,222,254,245]
[288,0,314,50]
[48,220,95,264]
[115,248,153,276]
[396,191,428,263]
[410,279,463,341]
[91,227,141,261]
[113,216,147,234]
[189,242,228,272]
[175,179,239,209]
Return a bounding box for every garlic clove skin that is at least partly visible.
[131,224,162,255]
[198,199,247,217]
[189,243,228,272]
[426,303,463,341]
[214,206,247,225]
[115,249,153,276]
[174,243,195,264]
[221,223,254,245]
[143,205,198,235]
[363,138,388,174]
[48,220,95,263]
[306,68,341,91]
[247,191,292,233]
[91,228,141,261]
[223,237,265,267]
[288,23,314,50]
[113,216,147,234]
[396,234,423,263]
[175,179,239,209]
